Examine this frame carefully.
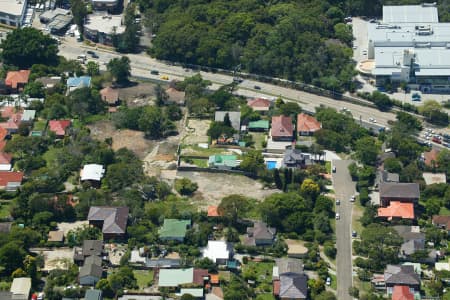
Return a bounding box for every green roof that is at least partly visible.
[158,268,194,287]
[208,155,238,167]
[158,219,191,239]
[248,120,269,129]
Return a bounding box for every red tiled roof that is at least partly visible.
[207,206,221,217]
[423,148,440,167]
[5,70,30,89]
[0,127,8,151]
[378,201,414,220]
[1,107,15,119]
[48,120,71,136]
[273,279,280,296]
[0,121,19,131]
[209,274,219,284]
[392,285,414,300]
[0,153,12,164]
[271,115,293,138]
[297,113,321,133]
[0,171,23,187]
[193,268,209,285]
[248,98,271,109]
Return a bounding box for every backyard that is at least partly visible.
[133,269,154,289]
[242,261,274,299]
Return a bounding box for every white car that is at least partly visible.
[336,199,340,205]
[335,213,340,220]
[350,195,355,202]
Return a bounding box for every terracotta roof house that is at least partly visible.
[0,127,8,151]
[378,202,415,221]
[432,215,450,235]
[5,70,30,92]
[207,206,221,217]
[247,98,271,112]
[87,206,129,239]
[271,115,293,141]
[193,268,209,285]
[0,153,12,171]
[379,182,420,207]
[165,87,185,106]
[79,255,103,286]
[245,221,276,246]
[100,86,119,106]
[297,113,321,136]
[48,120,71,137]
[384,265,420,294]
[391,285,414,300]
[423,148,440,167]
[0,171,23,191]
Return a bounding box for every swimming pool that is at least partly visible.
[266,161,277,170]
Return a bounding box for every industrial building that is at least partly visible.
[0,0,28,27]
[84,14,125,45]
[368,3,450,92]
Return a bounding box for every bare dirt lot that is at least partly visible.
[183,119,211,145]
[88,120,156,159]
[178,171,279,209]
[32,248,74,271]
[118,81,161,107]
[57,221,88,237]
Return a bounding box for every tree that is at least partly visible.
[217,194,252,226]
[24,81,45,98]
[86,61,100,76]
[396,112,422,131]
[138,106,174,139]
[419,100,449,125]
[70,0,87,33]
[239,150,265,175]
[66,87,105,118]
[107,57,131,84]
[174,178,198,196]
[154,84,168,106]
[207,121,235,140]
[0,242,26,275]
[279,102,302,116]
[108,266,138,295]
[300,179,320,200]
[355,136,379,166]
[383,158,402,173]
[369,91,393,111]
[1,27,58,68]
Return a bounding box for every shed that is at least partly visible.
[10,277,31,300]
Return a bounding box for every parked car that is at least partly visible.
[160,75,169,80]
[350,195,355,202]
[432,136,442,144]
[352,231,357,238]
[326,277,331,286]
[150,70,159,75]
[332,166,336,173]
[254,85,261,90]
[336,199,340,205]
[335,213,340,220]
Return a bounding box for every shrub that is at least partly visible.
[175,178,198,196]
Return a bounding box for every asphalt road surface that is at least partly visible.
[332,160,356,300]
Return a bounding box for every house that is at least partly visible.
[84,289,102,300]
[271,116,293,141]
[47,230,64,243]
[0,107,22,134]
[247,98,272,113]
[0,222,12,233]
[282,149,312,169]
[273,258,303,280]
[393,226,424,241]
[377,201,414,220]
[384,265,420,294]
[67,76,91,92]
[297,113,321,136]
[80,164,105,182]
[422,172,446,185]
[432,215,450,235]
[165,87,185,106]
[87,206,129,239]
[379,170,399,183]
[391,285,414,300]
[100,86,119,106]
[274,272,308,299]
[248,120,270,132]
[244,221,276,246]
[21,110,36,123]
[158,219,191,242]
[48,120,71,138]
[0,171,24,191]
[208,155,238,170]
[130,249,147,265]
[422,148,440,167]
[207,206,222,217]
[5,70,30,92]
[0,127,8,151]
[74,240,104,264]
[79,255,103,286]
[178,288,204,299]
[158,268,195,287]
[35,76,62,89]
[202,240,233,264]
[10,277,31,300]
[379,182,420,207]
[214,111,241,131]
[0,153,12,171]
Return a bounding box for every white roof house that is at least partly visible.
[130,249,147,264]
[202,240,233,264]
[10,277,31,300]
[80,164,105,181]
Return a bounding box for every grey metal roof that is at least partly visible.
[79,256,103,278]
[279,272,308,299]
[385,265,420,286]
[401,239,425,255]
[82,240,103,257]
[247,221,276,240]
[85,289,102,300]
[276,258,303,274]
[383,5,439,23]
[88,206,129,234]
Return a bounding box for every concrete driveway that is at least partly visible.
[332,160,356,300]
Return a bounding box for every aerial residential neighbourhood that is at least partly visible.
[0,1,448,300]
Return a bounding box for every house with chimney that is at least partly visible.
[271,116,293,141]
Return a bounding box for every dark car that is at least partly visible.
[150,70,159,75]
[254,85,261,90]
[86,50,94,55]
[91,53,99,59]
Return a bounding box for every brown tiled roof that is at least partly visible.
[100,86,119,104]
[193,268,208,285]
[297,113,321,133]
[88,206,129,234]
[247,98,271,110]
[432,215,450,229]
[0,153,12,164]
[5,70,30,89]
[207,206,221,217]
[385,265,420,286]
[380,182,420,200]
[271,115,293,138]
[48,120,71,136]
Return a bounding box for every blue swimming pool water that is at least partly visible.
[266,161,277,170]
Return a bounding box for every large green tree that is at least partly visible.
[1,28,58,68]
[107,57,131,84]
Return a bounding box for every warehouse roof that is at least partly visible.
[383,4,439,23]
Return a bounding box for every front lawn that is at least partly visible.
[0,201,11,218]
[133,269,154,289]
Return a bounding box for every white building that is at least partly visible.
[0,0,28,27]
[368,3,450,92]
[202,240,233,265]
[84,13,125,45]
[80,164,105,182]
[10,277,31,300]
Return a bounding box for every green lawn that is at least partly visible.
[330,274,337,290]
[133,270,154,289]
[440,206,450,215]
[325,161,331,173]
[191,158,208,167]
[32,120,47,131]
[256,294,275,300]
[242,261,274,295]
[0,202,11,218]
[251,132,267,150]
[181,144,230,157]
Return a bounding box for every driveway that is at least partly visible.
[332,160,356,300]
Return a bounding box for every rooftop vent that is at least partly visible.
[421,2,437,7]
